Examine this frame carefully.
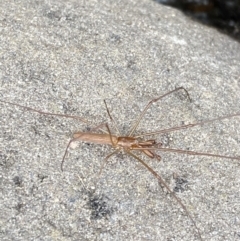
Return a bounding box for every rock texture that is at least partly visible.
[1,0,240,240]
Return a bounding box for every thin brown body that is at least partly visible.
[73,132,118,146]
[73,132,158,159]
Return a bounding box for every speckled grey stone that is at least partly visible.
[1,0,240,241]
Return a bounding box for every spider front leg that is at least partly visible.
[137,140,162,161]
